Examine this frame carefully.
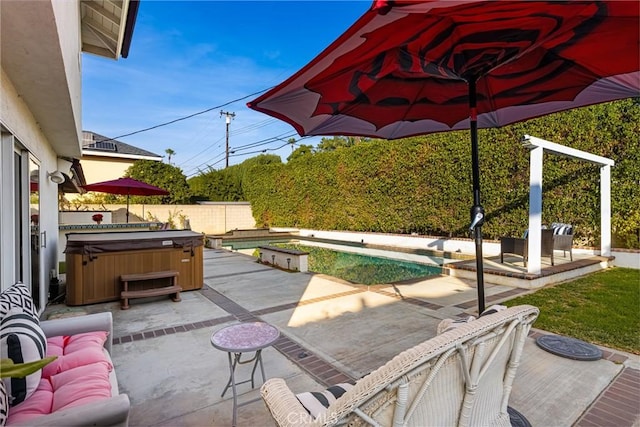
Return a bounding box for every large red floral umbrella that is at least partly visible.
[249,0,639,313]
[83,177,169,223]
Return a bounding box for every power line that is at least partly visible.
[84,84,320,176]
[177,134,225,168]
[229,141,293,157]
[94,87,272,144]
[180,127,316,178]
[232,131,298,151]
[187,136,290,174]
[184,132,298,175]
[230,118,278,136]
[177,118,278,169]
[184,137,312,178]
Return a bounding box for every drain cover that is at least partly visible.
[536,335,602,361]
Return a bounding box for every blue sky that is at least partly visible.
[82,1,369,178]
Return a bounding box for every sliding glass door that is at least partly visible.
[11,146,42,309]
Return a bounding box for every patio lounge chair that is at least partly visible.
[260,305,539,427]
[500,229,555,266]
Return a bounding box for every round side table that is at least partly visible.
[211,322,280,426]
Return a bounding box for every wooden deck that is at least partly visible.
[446,253,613,289]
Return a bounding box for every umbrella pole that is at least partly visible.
[468,79,486,314]
[126,193,130,223]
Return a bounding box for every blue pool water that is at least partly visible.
[222,239,443,285]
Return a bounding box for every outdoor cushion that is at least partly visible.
[50,363,112,412]
[43,347,112,378]
[480,305,507,317]
[42,332,111,378]
[436,316,476,335]
[522,225,548,240]
[296,383,354,418]
[64,331,108,354]
[42,338,64,376]
[437,305,507,335]
[551,223,573,235]
[4,379,53,425]
[0,308,47,406]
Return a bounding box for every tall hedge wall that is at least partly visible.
[235,100,638,248]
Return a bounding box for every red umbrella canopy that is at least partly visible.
[248,0,639,314]
[83,177,169,197]
[249,0,639,140]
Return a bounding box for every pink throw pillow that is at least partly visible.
[51,363,112,412]
[64,331,108,354]
[6,379,53,424]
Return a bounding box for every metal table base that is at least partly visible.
[211,322,280,427]
[221,350,266,426]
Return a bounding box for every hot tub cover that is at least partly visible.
[65,230,204,255]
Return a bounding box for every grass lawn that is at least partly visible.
[505,267,640,355]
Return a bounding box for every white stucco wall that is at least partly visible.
[611,250,640,269]
[76,203,256,234]
[0,0,83,300]
[1,71,61,298]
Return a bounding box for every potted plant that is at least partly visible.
[92,213,103,224]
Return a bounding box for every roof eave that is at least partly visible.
[121,0,140,58]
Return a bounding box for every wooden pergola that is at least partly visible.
[521,135,614,274]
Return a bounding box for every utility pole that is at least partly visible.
[220,110,235,168]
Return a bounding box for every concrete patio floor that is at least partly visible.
[45,248,640,426]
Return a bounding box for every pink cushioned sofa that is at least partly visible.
[1,283,130,427]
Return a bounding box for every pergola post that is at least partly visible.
[600,165,612,257]
[527,145,544,274]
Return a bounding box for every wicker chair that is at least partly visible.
[500,229,555,266]
[550,223,574,261]
[261,305,539,427]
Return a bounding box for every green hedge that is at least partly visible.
[208,100,640,248]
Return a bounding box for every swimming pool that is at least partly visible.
[222,238,444,285]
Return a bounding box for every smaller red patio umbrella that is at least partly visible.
[83,177,169,223]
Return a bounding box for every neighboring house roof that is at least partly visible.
[82,131,163,161]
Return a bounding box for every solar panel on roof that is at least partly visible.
[88,141,117,151]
